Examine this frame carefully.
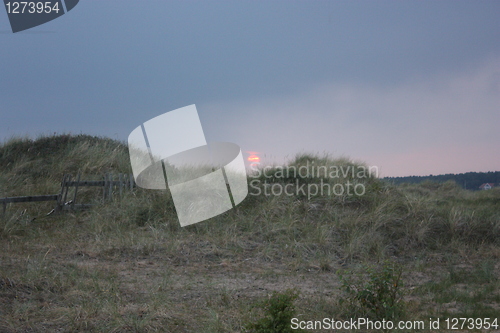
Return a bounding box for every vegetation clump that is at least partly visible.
[338,261,406,321]
[245,289,304,333]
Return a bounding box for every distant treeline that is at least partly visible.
[384,171,500,190]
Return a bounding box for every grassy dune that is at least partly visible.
[0,135,499,332]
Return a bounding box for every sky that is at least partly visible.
[0,0,499,177]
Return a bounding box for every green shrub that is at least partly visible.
[246,289,304,333]
[338,261,405,321]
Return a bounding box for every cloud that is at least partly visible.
[202,58,500,177]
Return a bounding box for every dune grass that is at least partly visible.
[0,134,498,332]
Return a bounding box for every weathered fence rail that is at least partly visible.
[1,195,60,215]
[1,173,135,216]
[1,195,60,204]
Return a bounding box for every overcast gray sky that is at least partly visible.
[1,0,499,176]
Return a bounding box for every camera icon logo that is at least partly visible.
[128,105,248,227]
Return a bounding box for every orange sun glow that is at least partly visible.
[248,155,260,162]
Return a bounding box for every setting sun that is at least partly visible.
[248,155,260,163]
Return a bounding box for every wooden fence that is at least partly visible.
[1,173,135,215]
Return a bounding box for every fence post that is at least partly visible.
[72,173,81,210]
[56,174,67,212]
[62,174,71,205]
[103,173,107,202]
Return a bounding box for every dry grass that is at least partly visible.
[0,135,499,332]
